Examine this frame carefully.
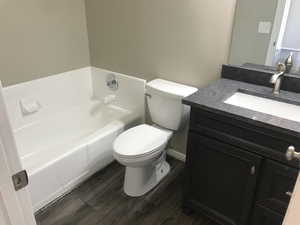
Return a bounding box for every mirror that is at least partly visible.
[229,0,300,75]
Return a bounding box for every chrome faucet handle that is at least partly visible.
[277,63,286,73]
[286,146,300,161]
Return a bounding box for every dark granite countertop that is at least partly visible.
[183,78,300,137]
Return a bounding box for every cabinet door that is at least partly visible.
[185,132,262,225]
[251,205,283,225]
[254,160,298,216]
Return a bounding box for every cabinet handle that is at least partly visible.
[286,191,293,197]
[286,146,300,161]
[250,166,255,175]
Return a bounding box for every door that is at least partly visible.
[0,82,36,225]
[185,132,262,225]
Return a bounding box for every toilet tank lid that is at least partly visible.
[146,79,198,98]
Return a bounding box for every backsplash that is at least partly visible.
[222,64,300,94]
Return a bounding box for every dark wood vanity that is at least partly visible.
[182,65,300,225]
[183,107,299,225]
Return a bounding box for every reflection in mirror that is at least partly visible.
[229,0,300,74]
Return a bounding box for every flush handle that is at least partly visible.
[286,146,300,161]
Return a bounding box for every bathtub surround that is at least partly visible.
[4,67,92,130]
[91,67,146,122]
[0,0,90,86]
[3,67,145,211]
[4,67,146,135]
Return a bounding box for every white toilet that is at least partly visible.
[113,79,197,197]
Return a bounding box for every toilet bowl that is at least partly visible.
[113,124,172,196]
[113,79,197,196]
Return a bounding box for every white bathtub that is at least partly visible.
[14,101,139,211]
[4,67,145,211]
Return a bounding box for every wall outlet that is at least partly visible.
[258,21,272,34]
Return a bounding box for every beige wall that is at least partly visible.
[85,0,237,153]
[85,0,236,88]
[229,0,278,66]
[0,0,90,86]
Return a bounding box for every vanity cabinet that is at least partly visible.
[183,107,299,225]
[185,132,262,225]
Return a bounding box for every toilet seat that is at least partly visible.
[113,124,172,160]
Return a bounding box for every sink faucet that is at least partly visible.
[285,52,293,73]
[270,63,286,95]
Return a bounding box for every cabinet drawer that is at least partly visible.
[190,107,300,168]
[254,160,298,216]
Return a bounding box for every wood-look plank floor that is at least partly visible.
[35,158,217,225]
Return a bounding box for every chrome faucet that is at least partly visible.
[270,63,286,95]
[285,52,293,73]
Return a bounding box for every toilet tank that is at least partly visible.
[146,79,198,131]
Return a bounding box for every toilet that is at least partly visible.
[113,79,197,197]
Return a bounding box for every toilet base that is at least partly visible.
[123,157,170,197]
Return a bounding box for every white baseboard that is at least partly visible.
[167,149,186,162]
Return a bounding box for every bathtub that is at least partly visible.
[3,67,145,211]
[14,101,139,211]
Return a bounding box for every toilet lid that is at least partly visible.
[113,124,171,157]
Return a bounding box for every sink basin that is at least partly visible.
[224,91,300,123]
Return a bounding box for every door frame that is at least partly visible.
[265,0,291,66]
[283,172,300,225]
[0,82,36,225]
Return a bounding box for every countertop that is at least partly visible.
[183,78,300,137]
